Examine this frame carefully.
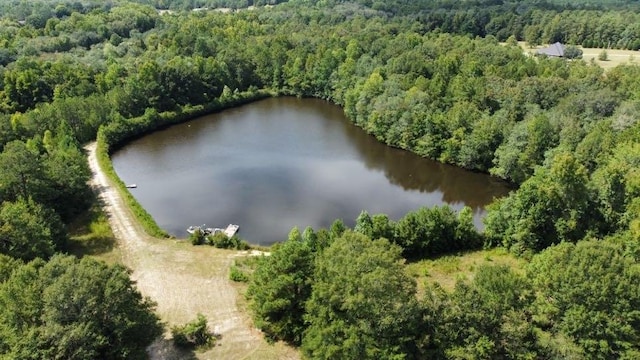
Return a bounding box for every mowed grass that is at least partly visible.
[516,41,638,71]
[406,247,527,295]
[580,47,638,70]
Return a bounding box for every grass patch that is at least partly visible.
[95,139,169,239]
[514,41,638,71]
[229,265,249,282]
[431,255,461,275]
[66,205,121,264]
[229,255,264,283]
[407,247,526,295]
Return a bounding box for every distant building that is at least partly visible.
[536,42,565,57]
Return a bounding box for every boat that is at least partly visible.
[187,224,206,234]
[210,228,224,235]
[186,224,239,237]
[126,184,137,188]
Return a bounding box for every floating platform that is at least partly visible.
[223,224,240,238]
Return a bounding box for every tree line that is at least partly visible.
[0,0,639,357]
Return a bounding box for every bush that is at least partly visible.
[171,314,216,349]
[190,229,205,245]
[564,45,583,59]
[206,233,250,250]
[229,265,249,282]
[598,49,609,61]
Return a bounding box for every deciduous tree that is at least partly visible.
[302,232,420,359]
[0,255,162,359]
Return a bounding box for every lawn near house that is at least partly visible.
[516,41,638,70]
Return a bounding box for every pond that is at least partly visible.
[111,97,511,245]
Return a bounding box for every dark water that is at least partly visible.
[111,97,511,245]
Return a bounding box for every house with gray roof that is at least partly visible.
[536,42,565,57]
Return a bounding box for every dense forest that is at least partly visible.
[0,0,639,358]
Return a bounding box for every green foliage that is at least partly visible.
[591,142,640,234]
[485,152,594,253]
[302,231,420,359]
[354,210,374,238]
[1,3,640,356]
[0,132,92,226]
[204,232,250,250]
[190,228,205,245]
[171,313,216,349]
[437,265,538,359]
[329,219,346,239]
[529,241,640,358]
[229,265,249,282]
[0,254,21,282]
[0,255,162,359]
[0,140,48,202]
[393,206,481,259]
[247,237,314,345]
[491,113,558,184]
[563,45,583,59]
[0,197,66,261]
[598,49,609,61]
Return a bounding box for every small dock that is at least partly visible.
[223,224,240,238]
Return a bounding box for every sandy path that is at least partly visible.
[85,142,295,359]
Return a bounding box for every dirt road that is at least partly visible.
[85,142,297,359]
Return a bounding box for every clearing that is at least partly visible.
[84,142,298,360]
[406,247,527,296]
[517,41,638,70]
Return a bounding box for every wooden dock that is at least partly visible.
[223,224,239,238]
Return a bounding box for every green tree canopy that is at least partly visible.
[528,241,640,359]
[437,265,538,359]
[0,197,66,261]
[485,152,593,253]
[247,237,314,345]
[302,231,420,359]
[0,255,162,359]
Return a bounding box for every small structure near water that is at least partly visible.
[223,224,240,238]
[187,224,239,237]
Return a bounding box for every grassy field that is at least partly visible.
[517,41,638,71]
[580,47,638,70]
[406,247,527,295]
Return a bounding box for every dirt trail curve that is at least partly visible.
[85,142,287,359]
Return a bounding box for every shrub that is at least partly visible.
[206,233,250,250]
[190,229,205,245]
[171,314,216,349]
[598,49,609,61]
[229,265,249,282]
[564,45,583,59]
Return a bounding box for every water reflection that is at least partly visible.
[111,97,511,245]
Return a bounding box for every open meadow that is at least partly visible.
[518,41,638,70]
